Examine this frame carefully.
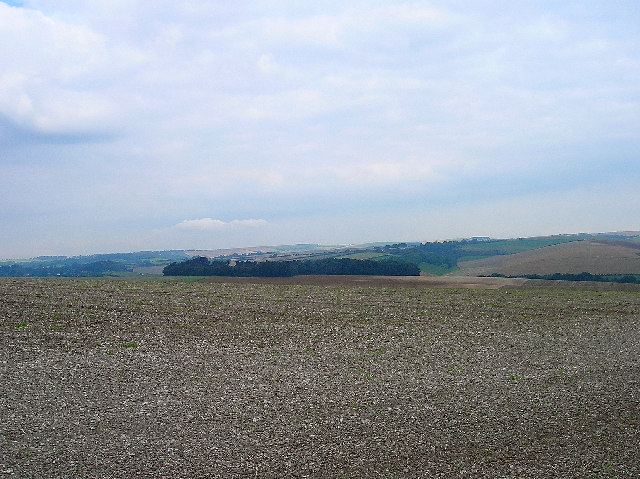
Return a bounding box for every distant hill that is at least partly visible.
[0,251,189,277]
[2,231,638,278]
[456,239,640,276]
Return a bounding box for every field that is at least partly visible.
[457,240,640,277]
[2,277,640,478]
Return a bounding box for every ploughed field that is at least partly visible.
[1,278,639,478]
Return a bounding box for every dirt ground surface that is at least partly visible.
[2,278,640,478]
[201,274,640,292]
[200,274,530,289]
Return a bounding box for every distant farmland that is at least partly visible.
[456,240,640,277]
[2,232,639,279]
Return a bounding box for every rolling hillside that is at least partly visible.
[456,240,640,276]
[2,232,638,278]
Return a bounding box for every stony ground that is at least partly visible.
[1,277,639,478]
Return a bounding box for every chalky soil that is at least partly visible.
[1,278,639,478]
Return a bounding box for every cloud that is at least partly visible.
[330,159,445,186]
[0,2,139,137]
[1,1,639,257]
[174,218,268,231]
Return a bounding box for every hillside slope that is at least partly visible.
[456,240,640,276]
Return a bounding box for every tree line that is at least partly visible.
[377,239,516,272]
[163,257,420,277]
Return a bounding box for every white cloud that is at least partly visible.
[257,14,343,48]
[0,4,107,133]
[1,1,639,257]
[174,218,268,231]
[0,2,146,135]
[257,54,277,73]
[330,159,445,186]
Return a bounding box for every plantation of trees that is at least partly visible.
[163,257,420,277]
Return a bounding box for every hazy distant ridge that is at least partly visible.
[1,231,638,278]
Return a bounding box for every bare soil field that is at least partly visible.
[457,240,640,277]
[201,274,640,292]
[200,274,530,289]
[2,278,640,478]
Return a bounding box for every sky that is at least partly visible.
[1,1,639,258]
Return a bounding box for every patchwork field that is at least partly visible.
[1,278,640,478]
[457,240,640,277]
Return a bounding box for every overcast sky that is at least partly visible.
[1,1,639,258]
